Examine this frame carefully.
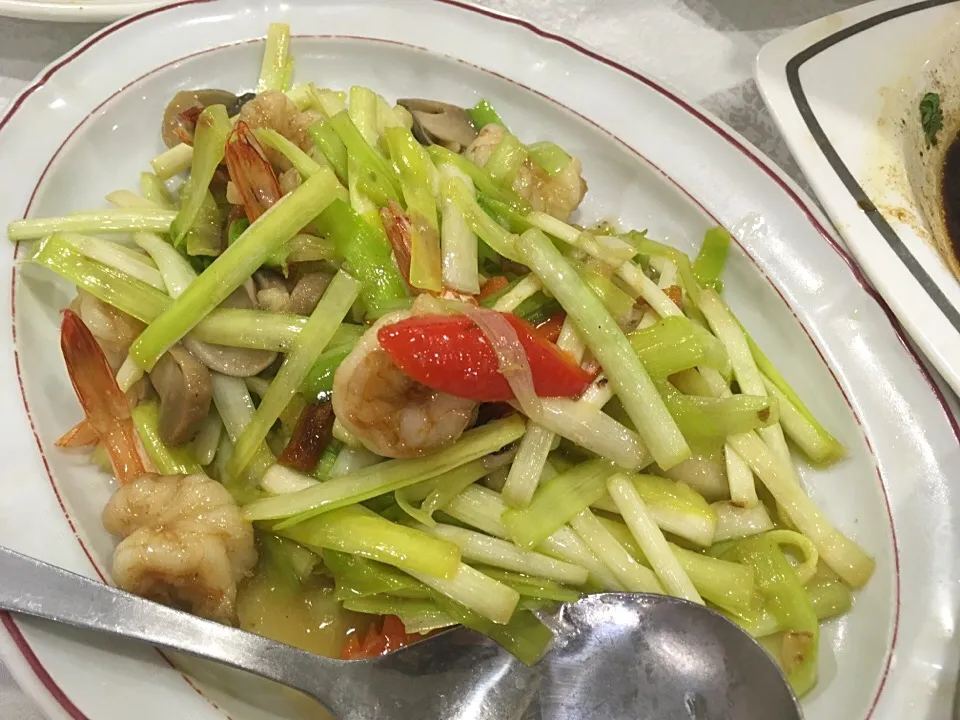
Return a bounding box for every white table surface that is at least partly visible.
[0,0,867,716]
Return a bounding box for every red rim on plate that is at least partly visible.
[0,1,951,718]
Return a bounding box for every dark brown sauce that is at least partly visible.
[941,133,960,257]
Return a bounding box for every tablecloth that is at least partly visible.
[0,0,867,716]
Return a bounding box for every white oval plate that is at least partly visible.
[0,1,958,719]
[0,0,162,22]
[754,0,960,403]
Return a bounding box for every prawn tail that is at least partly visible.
[56,419,99,448]
[224,120,283,223]
[60,309,149,484]
[173,104,203,146]
[380,201,414,289]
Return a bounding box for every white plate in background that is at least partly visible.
[0,1,958,718]
[755,0,960,401]
[0,0,164,22]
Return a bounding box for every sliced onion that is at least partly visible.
[261,464,319,494]
[460,306,542,420]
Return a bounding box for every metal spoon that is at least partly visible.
[0,546,802,720]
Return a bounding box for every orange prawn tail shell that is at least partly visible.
[224,120,283,223]
[60,309,149,484]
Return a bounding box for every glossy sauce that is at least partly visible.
[941,133,960,258]
[236,570,372,657]
[228,569,376,719]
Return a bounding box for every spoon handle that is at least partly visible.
[0,546,338,708]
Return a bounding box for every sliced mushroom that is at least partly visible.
[288,272,332,315]
[182,287,278,377]
[149,346,213,446]
[182,338,279,378]
[226,92,257,118]
[396,99,478,153]
[254,269,291,313]
[162,89,240,148]
[222,283,258,311]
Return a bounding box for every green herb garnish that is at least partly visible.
[921,91,944,147]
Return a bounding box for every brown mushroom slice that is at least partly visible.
[288,272,332,315]
[254,269,291,313]
[162,89,239,148]
[197,336,278,377]
[225,92,257,118]
[182,338,278,378]
[215,284,257,311]
[396,99,478,153]
[181,286,278,377]
[149,346,213,445]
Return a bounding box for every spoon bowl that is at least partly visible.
[0,546,801,720]
[537,593,801,719]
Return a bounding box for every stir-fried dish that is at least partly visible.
[8,23,874,696]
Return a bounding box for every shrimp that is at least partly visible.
[463,124,506,167]
[381,201,414,288]
[103,474,257,625]
[69,291,152,407]
[381,203,463,297]
[61,309,149,484]
[114,531,238,622]
[56,419,98,448]
[465,124,587,222]
[224,120,283,222]
[332,314,478,459]
[278,166,302,195]
[237,90,323,171]
[70,289,144,371]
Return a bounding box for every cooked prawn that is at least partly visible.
[278,166,302,195]
[70,290,144,371]
[332,313,478,458]
[224,120,283,223]
[113,531,238,622]
[56,419,98,448]
[381,201,414,289]
[465,124,587,222]
[61,309,149,484]
[171,105,204,146]
[382,203,463,297]
[103,473,257,625]
[237,90,323,171]
[463,124,506,167]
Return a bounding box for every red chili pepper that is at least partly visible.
[377,312,593,403]
[478,275,509,301]
[340,633,362,660]
[663,285,683,308]
[534,312,566,344]
[339,616,424,660]
[359,628,389,657]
